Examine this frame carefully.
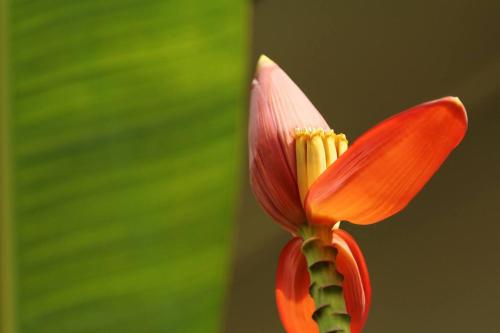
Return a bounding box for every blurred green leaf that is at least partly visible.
[1,0,246,332]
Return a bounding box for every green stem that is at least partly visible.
[299,224,350,333]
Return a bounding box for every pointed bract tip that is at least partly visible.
[258,54,275,67]
[447,96,464,108]
[255,54,277,77]
[445,96,468,125]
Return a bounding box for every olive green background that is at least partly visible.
[226,1,500,332]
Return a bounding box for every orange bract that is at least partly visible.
[276,238,318,333]
[276,230,371,333]
[333,229,371,333]
[306,97,467,225]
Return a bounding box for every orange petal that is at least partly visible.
[306,97,468,225]
[276,233,370,333]
[249,56,330,232]
[332,229,371,333]
[275,238,318,333]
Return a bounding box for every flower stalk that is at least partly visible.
[299,225,351,333]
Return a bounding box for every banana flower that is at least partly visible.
[249,55,467,333]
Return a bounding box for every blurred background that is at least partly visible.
[1,0,500,333]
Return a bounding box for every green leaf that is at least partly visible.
[0,1,246,332]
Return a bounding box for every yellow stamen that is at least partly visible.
[323,129,338,167]
[336,133,348,156]
[307,129,327,189]
[294,127,349,206]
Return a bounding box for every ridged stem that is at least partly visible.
[299,224,350,333]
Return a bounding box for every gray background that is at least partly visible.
[225,0,500,332]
